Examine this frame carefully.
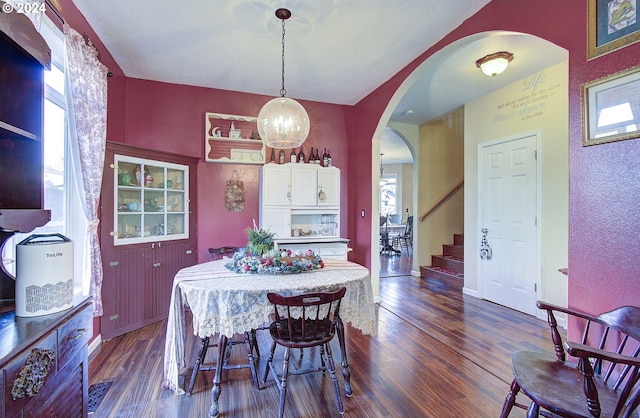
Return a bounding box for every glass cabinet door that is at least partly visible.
[114,154,188,245]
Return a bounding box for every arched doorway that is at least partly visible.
[370,31,568,317]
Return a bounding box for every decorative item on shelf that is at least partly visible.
[224,248,324,275]
[224,169,245,212]
[212,127,222,137]
[135,166,142,185]
[127,201,140,212]
[251,130,261,140]
[229,121,242,138]
[119,171,131,185]
[257,8,310,149]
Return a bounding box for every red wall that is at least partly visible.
[350,0,640,313]
[120,79,352,262]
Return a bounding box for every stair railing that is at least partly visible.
[419,181,464,222]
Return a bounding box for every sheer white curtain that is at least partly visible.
[64,24,108,316]
[4,0,44,30]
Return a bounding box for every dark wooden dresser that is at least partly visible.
[0,296,92,417]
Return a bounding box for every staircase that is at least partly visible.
[420,234,464,290]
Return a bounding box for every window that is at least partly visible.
[380,173,398,217]
[1,17,87,295]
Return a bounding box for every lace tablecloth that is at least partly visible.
[162,258,377,394]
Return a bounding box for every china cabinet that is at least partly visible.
[260,163,348,259]
[100,142,198,340]
[112,154,189,245]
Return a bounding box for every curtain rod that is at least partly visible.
[44,0,64,25]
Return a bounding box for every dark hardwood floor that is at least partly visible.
[88,253,557,417]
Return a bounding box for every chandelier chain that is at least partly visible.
[280,17,287,97]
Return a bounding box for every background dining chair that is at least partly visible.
[379,215,391,255]
[393,215,413,252]
[500,301,640,417]
[388,213,402,224]
[263,287,347,418]
[208,246,243,260]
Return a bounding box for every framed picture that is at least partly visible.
[582,65,640,146]
[588,0,640,59]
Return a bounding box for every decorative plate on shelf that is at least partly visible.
[224,249,324,275]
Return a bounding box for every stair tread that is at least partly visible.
[423,266,464,278]
[437,254,463,262]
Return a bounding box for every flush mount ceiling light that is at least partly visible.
[475,51,514,77]
[257,8,310,149]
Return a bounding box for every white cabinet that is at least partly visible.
[290,165,319,206]
[261,163,340,208]
[318,168,340,206]
[260,163,341,240]
[261,207,291,239]
[262,165,291,206]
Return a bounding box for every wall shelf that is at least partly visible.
[204,112,265,165]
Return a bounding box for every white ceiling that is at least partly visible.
[71,0,568,165]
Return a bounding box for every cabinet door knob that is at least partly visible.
[109,231,115,236]
[153,262,161,268]
[186,250,193,254]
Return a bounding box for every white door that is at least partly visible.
[479,134,538,316]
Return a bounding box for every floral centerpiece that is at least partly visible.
[224,222,324,274]
[245,223,274,256]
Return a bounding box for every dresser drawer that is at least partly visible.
[319,246,347,258]
[4,331,58,417]
[57,303,92,371]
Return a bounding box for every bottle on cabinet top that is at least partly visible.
[278,149,286,164]
[308,147,315,164]
[314,148,321,164]
[322,148,328,167]
[290,148,297,163]
[297,146,305,163]
[327,149,332,167]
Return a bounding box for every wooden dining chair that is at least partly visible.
[263,287,347,418]
[500,301,640,418]
[208,246,243,260]
[189,245,260,395]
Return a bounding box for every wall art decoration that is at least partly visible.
[588,0,640,59]
[582,64,640,145]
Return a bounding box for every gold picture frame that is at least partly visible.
[588,0,640,59]
[582,64,640,146]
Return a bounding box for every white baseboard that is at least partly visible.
[88,334,102,355]
[411,269,420,276]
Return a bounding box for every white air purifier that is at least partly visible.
[15,233,74,317]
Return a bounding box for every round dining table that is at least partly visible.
[162,258,377,416]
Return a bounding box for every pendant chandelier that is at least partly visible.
[257,8,310,149]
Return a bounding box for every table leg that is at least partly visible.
[209,334,228,418]
[335,315,352,397]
